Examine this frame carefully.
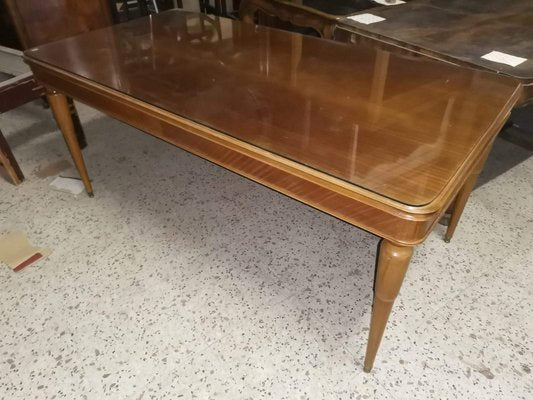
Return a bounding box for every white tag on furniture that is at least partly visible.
[373,0,405,6]
[481,51,527,67]
[347,13,386,25]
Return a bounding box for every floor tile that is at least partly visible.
[184,298,395,400]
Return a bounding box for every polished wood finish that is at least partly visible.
[365,240,413,372]
[24,11,521,370]
[46,92,94,197]
[335,0,533,95]
[24,12,520,208]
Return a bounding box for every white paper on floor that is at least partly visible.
[50,176,85,195]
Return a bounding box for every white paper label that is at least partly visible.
[373,0,405,5]
[347,13,386,25]
[481,51,527,67]
[50,176,85,195]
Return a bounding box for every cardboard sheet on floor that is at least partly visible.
[0,231,51,272]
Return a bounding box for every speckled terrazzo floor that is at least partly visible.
[0,100,532,400]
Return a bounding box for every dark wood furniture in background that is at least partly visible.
[334,0,533,105]
[111,0,238,22]
[200,0,241,18]
[335,0,533,151]
[111,0,145,22]
[239,0,387,38]
[110,0,170,22]
[6,0,113,48]
[239,0,533,169]
[0,0,113,184]
[25,11,521,371]
[0,0,22,49]
[239,0,532,103]
[200,0,227,15]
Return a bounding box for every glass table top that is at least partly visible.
[26,11,520,206]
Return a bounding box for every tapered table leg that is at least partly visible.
[444,145,491,242]
[47,91,93,197]
[444,174,477,242]
[364,240,413,372]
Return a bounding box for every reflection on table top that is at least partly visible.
[25,11,520,206]
[271,0,386,17]
[337,0,533,82]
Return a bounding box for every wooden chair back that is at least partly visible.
[5,0,113,49]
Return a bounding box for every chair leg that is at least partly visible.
[66,97,87,149]
[0,128,24,185]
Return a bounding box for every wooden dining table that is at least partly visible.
[24,11,521,372]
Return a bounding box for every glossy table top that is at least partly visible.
[338,0,533,81]
[25,11,520,206]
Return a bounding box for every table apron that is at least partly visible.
[30,63,456,245]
